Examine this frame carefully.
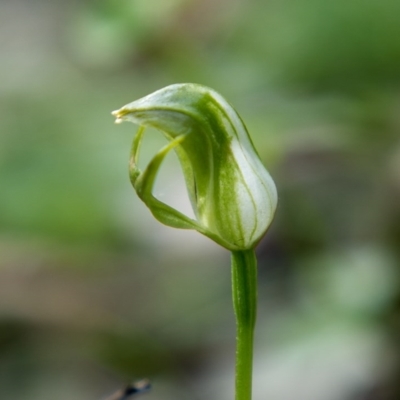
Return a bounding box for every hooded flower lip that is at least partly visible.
[112,83,277,250]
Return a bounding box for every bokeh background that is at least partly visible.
[1,0,400,399]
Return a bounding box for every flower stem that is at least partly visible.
[231,249,257,400]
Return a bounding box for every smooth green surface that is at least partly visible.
[231,250,257,400]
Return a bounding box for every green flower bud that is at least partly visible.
[112,83,277,250]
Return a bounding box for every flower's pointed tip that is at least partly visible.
[112,108,127,124]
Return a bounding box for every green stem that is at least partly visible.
[231,249,257,400]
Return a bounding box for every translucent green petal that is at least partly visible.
[133,134,201,231]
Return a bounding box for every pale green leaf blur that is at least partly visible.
[1,1,400,399]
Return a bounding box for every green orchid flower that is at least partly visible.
[112,83,279,400]
[112,83,277,251]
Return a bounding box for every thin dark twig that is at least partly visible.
[104,379,151,400]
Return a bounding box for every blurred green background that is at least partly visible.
[1,0,400,399]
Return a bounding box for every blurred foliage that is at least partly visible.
[1,0,400,399]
